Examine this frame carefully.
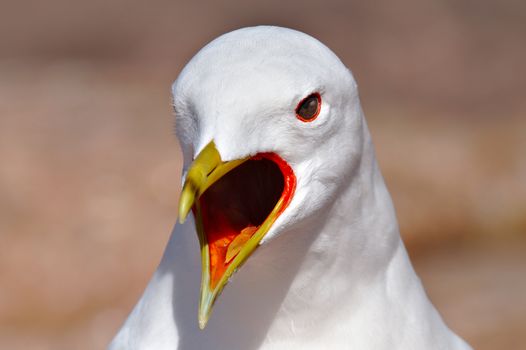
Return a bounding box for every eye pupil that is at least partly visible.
[296,93,320,121]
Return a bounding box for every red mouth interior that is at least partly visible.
[197,153,295,289]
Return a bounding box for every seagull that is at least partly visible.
[109,26,471,350]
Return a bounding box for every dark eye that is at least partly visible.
[295,93,321,122]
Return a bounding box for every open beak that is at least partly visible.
[178,141,296,329]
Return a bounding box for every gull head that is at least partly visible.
[172,26,365,328]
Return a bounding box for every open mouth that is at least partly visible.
[198,154,291,289]
[179,143,296,328]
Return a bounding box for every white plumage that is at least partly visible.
[110,26,471,349]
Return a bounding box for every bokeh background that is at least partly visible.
[1,0,525,349]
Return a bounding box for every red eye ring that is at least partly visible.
[295,93,321,122]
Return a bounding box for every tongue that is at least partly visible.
[225,226,258,263]
[200,199,259,289]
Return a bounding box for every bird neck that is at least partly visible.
[260,137,402,333]
[256,131,459,348]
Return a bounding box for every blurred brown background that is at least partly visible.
[1,0,525,349]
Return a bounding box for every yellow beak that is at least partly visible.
[178,141,296,329]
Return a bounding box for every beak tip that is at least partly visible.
[178,185,195,225]
[178,197,192,225]
[178,207,188,224]
[198,315,209,330]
